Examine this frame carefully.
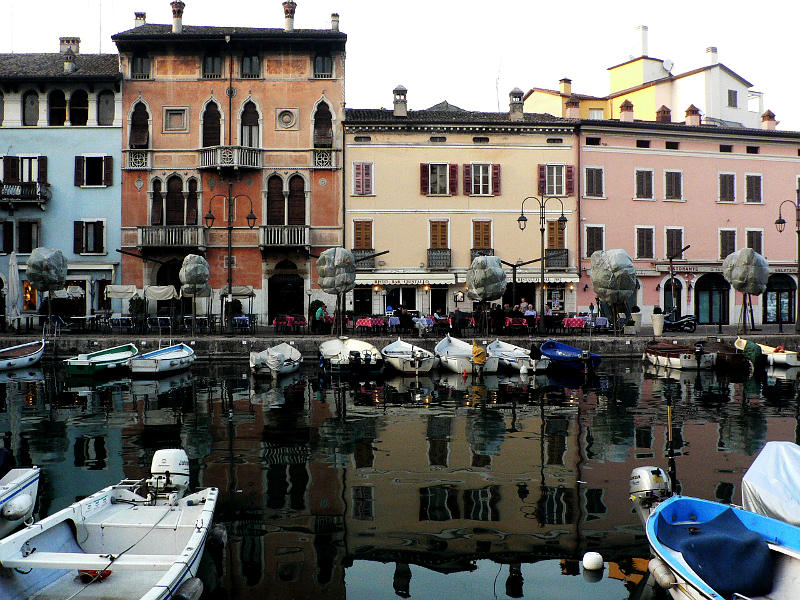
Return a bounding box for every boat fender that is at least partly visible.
[648,557,676,589]
[1,495,33,521]
[582,552,603,571]
[173,576,204,600]
[78,569,112,583]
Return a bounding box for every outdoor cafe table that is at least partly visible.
[355,317,385,333]
[562,317,587,332]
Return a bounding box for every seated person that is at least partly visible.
[511,305,523,318]
[433,308,447,321]
[398,306,415,333]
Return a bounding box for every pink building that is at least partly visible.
[577,107,800,327]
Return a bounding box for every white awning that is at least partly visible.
[218,285,256,298]
[105,284,138,299]
[52,286,85,299]
[512,275,580,283]
[355,273,456,286]
[144,285,178,300]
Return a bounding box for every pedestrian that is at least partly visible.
[519,297,528,313]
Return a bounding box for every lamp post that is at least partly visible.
[775,188,800,331]
[204,184,257,334]
[517,195,567,333]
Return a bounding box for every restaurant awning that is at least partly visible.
[144,285,178,300]
[105,284,138,299]
[218,285,256,298]
[354,273,457,286]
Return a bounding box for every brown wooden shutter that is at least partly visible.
[37,156,47,184]
[491,164,501,195]
[3,157,19,184]
[165,176,184,226]
[354,163,363,195]
[103,156,113,186]
[1,222,12,254]
[73,221,84,253]
[288,175,305,225]
[720,230,735,259]
[637,229,653,258]
[363,163,372,195]
[93,221,104,253]
[354,220,372,249]
[74,156,85,186]
[267,175,284,225]
[448,164,458,195]
[463,164,472,195]
[538,164,546,195]
[473,220,491,248]
[565,165,574,196]
[547,221,565,249]
[420,163,429,195]
[586,227,603,256]
[202,103,221,147]
[151,181,163,225]
[430,221,448,249]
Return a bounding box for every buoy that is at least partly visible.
[648,557,676,589]
[462,368,468,379]
[173,577,204,600]
[1,495,33,521]
[582,551,604,571]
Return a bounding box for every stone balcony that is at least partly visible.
[138,225,205,249]
[259,225,310,248]
[199,146,261,171]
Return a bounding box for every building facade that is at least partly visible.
[112,1,345,321]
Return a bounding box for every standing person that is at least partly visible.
[315,304,326,334]
[519,297,528,313]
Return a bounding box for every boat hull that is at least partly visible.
[130,344,195,375]
[0,340,45,371]
[250,343,302,378]
[0,467,39,540]
[319,338,384,374]
[540,340,601,371]
[381,339,437,375]
[643,350,715,370]
[64,344,138,376]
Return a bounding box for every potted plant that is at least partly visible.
[630,305,642,332]
[652,306,665,336]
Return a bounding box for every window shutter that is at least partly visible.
[473,221,490,248]
[93,221,104,253]
[491,164,501,196]
[2,222,13,254]
[463,164,472,195]
[420,163,429,195]
[37,156,47,184]
[430,221,448,249]
[363,163,372,195]
[73,221,84,253]
[103,156,113,186]
[538,164,546,195]
[448,164,458,195]
[151,193,163,225]
[3,156,19,184]
[74,156,85,186]
[565,165,574,196]
[266,175,284,225]
[354,163,363,195]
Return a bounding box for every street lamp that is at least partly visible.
[775,188,800,331]
[518,195,567,333]
[204,188,257,334]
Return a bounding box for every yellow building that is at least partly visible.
[344,87,580,318]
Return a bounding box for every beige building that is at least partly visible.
[344,87,580,318]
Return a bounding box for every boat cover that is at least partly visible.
[589,249,635,303]
[742,441,800,525]
[26,248,67,292]
[656,508,773,599]
[722,247,769,295]
[466,255,506,301]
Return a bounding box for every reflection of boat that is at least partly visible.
[697,340,751,373]
[0,339,45,371]
[385,376,436,394]
[250,342,303,377]
[767,365,800,381]
[642,363,717,387]
[130,372,193,397]
[434,335,498,375]
[319,337,383,373]
[436,371,499,392]
[0,367,44,383]
[487,339,549,372]
[0,450,217,600]
[64,343,138,375]
[129,343,195,375]
[0,467,40,540]
[249,373,304,406]
[643,341,714,370]
[540,339,601,371]
[381,338,436,374]
[736,337,800,368]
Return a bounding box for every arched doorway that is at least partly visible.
[155,259,187,314]
[695,273,730,325]
[662,277,683,316]
[268,260,303,320]
[763,274,796,324]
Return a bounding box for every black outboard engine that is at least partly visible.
[350,350,362,367]
[694,342,705,366]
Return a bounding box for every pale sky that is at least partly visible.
[2,0,798,130]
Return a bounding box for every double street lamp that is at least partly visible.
[774,188,800,331]
[517,195,567,333]
[204,188,257,334]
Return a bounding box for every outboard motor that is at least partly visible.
[629,466,672,525]
[350,350,362,367]
[147,449,190,499]
[694,342,705,367]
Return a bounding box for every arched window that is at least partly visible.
[313,103,332,148]
[165,176,184,226]
[267,175,284,225]
[695,273,730,325]
[48,90,67,126]
[288,175,305,225]
[240,101,259,147]
[150,179,163,225]
[69,90,88,126]
[97,90,115,126]
[764,274,796,324]
[22,91,39,126]
[130,102,149,148]
[186,179,198,225]
[202,102,220,147]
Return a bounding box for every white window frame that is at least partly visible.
[584,166,605,199]
[352,161,374,196]
[744,173,763,204]
[18,155,39,183]
[588,108,604,120]
[635,226,655,259]
[545,164,565,196]
[745,228,764,255]
[664,226,685,259]
[79,218,107,256]
[80,153,108,188]
[634,168,654,200]
[428,218,450,248]
[471,218,493,249]
[471,163,491,196]
[428,163,449,196]
[718,172,736,203]
[162,106,189,133]
[584,224,605,257]
[663,169,683,201]
[718,228,737,260]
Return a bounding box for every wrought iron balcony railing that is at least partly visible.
[0,181,50,207]
[545,248,569,269]
[427,248,451,270]
[471,248,494,261]
[351,248,375,269]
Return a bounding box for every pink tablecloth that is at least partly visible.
[356,317,385,328]
[562,317,586,329]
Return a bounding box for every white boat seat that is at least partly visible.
[2,551,183,571]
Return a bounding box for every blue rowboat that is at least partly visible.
[539,339,600,371]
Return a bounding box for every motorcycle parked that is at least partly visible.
[663,308,697,332]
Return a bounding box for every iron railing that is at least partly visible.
[545,248,569,269]
[259,225,310,247]
[199,146,261,170]
[427,248,451,269]
[352,248,375,269]
[138,225,205,248]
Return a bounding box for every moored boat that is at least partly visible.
[434,335,498,375]
[643,340,714,370]
[735,337,800,368]
[0,466,40,540]
[696,339,751,374]
[250,342,303,377]
[129,343,195,375]
[540,339,601,371]
[64,343,138,376]
[0,449,217,600]
[0,339,45,371]
[381,338,436,375]
[487,339,549,372]
[319,337,383,374]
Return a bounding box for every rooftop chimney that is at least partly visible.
[393,85,408,117]
[134,12,146,27]
[170,1,185,34]
[331,13,339,31]
[762,109,777,131]
[637,25,648,56]
[559,78,572,96]
[59,37,80,55]
[656,105,671,123]
[509,88,524,121]
[706,46,718,65]
[685,104,701,126]
[283,1,297,32]
[619,99,634,122]
[565,96,580,119]
[63,49,77,74]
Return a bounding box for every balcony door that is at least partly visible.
[288,175,305,225]
[165,176,184,226]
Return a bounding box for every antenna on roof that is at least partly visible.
[495,60,503,112]
[98,0,102,53]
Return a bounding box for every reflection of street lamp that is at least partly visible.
[775,188,800,331]
[518,195,567,333]
[204,188,257,334]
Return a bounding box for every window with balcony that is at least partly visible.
[70,90,88,126]
[150,179,163,226]
[635,169,653,199]
[430,221,448,249]
[165,175,185,226]
[313,54,333,78]
[73,220,105,254]
[186,178,198,225]
[472,220,491,254]
[353,220,372,250]
[22,90,39,126]
[48,90,66,126]
[202,56,222,79]
[201,102,221,147]
[131,55,150,79]
[97,90,115,126]
[241,55,260,79]
[719,173,735,202]
[720,229,736,259]
[585,226,604,256]
[267,175,284,225]
[465,163,500,196]
[585,167,604,198]
[745,174,762,203]
[288,175,305,225]
[74,155,113,187]
[353,162,373,195]
[129,102,149,148]
[240,101,259,148]
[17,220,39,253]
[636,227,654,259]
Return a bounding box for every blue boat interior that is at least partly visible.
[656,506,773,600]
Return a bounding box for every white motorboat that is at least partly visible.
[129,343,195,375]
[319,337,383,373]
[0,340,45,371]
[381,338,437,375]
[434,335,498,375]
[0,449,217,600]
[643,341,715,370]
[736,337,800,368]
[250,342,303,377]
[0,466,40,540]
[487,339,549,372]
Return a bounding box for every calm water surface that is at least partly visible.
[1,359,799,599]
